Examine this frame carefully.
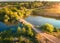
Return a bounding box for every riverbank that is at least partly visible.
[32,8,60,20]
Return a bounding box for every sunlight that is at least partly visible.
[45,3,60,13]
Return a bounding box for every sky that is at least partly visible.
[0,0,60,2]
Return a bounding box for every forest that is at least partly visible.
[0,2,60,43]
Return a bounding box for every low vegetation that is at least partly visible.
[38,23,60,38]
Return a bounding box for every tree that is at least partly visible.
[0,6,32,24]
[40,23,54,32]
[17,26,21,32]
[27,25,33,36]
[22,27,26,34]
[16,26,21,37]
[19,36,24,43]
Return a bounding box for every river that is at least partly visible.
[25,16,60,28]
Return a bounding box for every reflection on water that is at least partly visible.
[25,16,60,28]
[0,22,8,31]
[0,22,23,32]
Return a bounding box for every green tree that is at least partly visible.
[16,26,21,37]
[40,23,54,32]
[22,27,26,34]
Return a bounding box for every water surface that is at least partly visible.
[26,16,60,28]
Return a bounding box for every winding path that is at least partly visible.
[18,19,60,43]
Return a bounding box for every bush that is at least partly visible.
[40,23,54,32]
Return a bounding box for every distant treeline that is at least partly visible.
[0,2,58,9]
